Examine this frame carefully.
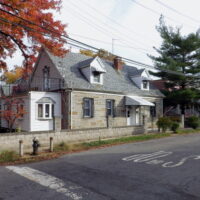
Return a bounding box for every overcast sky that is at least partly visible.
[58,0,200,65]
[8,0,200,69]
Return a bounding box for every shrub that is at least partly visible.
[54,142,70,151]
[156,117,172,132]
[0,150,19,162]
[187,116,200,129]
[171,122,180,133]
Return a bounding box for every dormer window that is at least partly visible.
[142,80,149,90]
[79,57,106,85]
[93,71,101,83]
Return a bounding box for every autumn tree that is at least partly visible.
[149,17,200,115]
[4,67,23,83]
[0,0,67,73]
[80,49,118,62]
[0,97,26,132]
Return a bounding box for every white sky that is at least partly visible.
[7,0,200,69]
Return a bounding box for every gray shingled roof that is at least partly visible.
[46,51,164,97]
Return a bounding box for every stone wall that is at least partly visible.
[71,91,126,129]
[0,126,143,153]
[71,91,163,129]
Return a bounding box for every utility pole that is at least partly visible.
[112,38,117,54]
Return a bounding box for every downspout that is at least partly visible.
[28,92,31,132]
[70,89,72,129]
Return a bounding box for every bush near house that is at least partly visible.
[186,116,200,129]
[156,117,173,132]
[170,122,180,133]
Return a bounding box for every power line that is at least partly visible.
[71,0,158,45]
[67,1,153,50]
[0,9,198,78]
[154,0,200,24]
[131,0,197,29]
[0,7,99,51]
[69,33,154,53]
[0,3,154,56]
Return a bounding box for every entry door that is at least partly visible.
[127,106,140,126]
[127,107,134,126]
[135,107,140,125]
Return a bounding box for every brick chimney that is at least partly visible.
[113,56,123,71]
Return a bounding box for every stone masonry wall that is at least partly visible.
[0,126,143,152]
[71,92,126,129]
[71,91,163,130]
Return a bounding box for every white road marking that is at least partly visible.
[122,151,200,168]
[162,155,200,168]
[6,166,82,200]
[122,151,172,162]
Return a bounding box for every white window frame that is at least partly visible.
[37,103,53,119]
[91,72,103,84]
[141,80,149,90]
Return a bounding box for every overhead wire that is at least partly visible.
[154,0,200,24]
[66,1,154,50]
[82,0,158,43]
[131,0,197,29]
[0,7,198,78]
[68,0,156,48]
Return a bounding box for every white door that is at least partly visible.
[127,106,140,125]
[135,107,140,125]
[127,107,134,125]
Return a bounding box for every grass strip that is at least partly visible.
[81,133,171,148]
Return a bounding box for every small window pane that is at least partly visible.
[45,104,50,118]
[83,98,92,117]
[106,100,114,116]
[143,80,148,89]
[93,72,100,83]
[38,104,43,118]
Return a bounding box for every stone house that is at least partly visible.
[0,49,164,132]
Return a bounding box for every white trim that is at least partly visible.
[37,103,53,120]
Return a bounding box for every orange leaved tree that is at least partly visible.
[0,97,26,132]
[0,0,67,73]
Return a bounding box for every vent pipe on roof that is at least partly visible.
[113,56,123,71]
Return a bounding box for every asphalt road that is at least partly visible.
[1,133,200,200]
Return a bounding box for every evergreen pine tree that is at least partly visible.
[149,17,200,114]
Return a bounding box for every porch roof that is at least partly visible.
[125,96,154,106]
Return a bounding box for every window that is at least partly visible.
[38,103,53,119]
[83,98,94,117]
[150,103,156,117]
[93,71,101,83]
[38,104,43,118]
[43,66,50,90]
[106,99,115,117]
[142,80,149,89]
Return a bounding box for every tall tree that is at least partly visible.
[149,17,200,114]
[0,0,67,73]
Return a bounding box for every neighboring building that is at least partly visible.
[151,80,200,117]
[0,49,164,132]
